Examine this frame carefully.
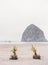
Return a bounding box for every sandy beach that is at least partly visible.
[0,42,48,65]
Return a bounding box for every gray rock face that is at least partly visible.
[21,24,47,42]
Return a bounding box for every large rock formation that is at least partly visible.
[21,24,47,42]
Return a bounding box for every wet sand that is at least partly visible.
[0,43,48,65]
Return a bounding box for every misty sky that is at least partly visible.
[0,0,48,41]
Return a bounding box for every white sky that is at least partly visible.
[0,0,48,41]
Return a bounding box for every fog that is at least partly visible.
[0,0,48,41]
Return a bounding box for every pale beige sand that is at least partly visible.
[0,43,48,65]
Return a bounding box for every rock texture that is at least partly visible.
[21,24,47,42]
